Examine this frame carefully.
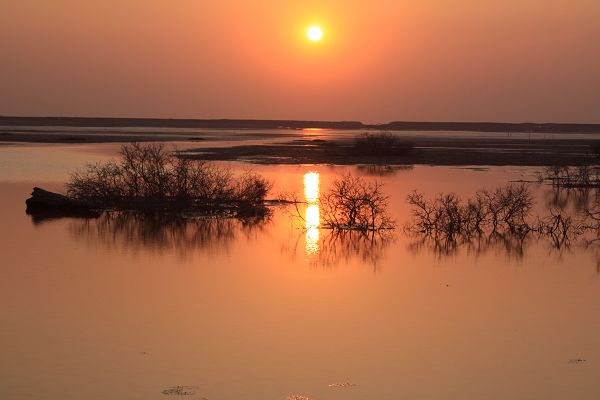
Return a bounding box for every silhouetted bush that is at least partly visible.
[542,165,600,188]
[406,183,535,238]
[352,132,413,156]
[320,174,395,231]
[67,143,271,211]
[405,183,593,252]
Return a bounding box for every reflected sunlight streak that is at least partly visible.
[304,172,320,204]
[303,172,320,255]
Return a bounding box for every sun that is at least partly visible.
[307,26,323,42]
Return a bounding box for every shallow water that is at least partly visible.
[1,144,600,400]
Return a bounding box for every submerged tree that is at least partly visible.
[542,165,600,188]
[406,183,535,238]
[405,183,592,254]
[320,173,395,231]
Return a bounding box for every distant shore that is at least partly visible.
[2,116,600,166]
[2,116,600,133]
[183,136,600,166]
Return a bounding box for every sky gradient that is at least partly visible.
[1,0,599,123]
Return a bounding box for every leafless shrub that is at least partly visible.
[352,131,414,156]
[406,183,534,238]
[405,183,596,254]
[486,184,534,232]
[543,165,600,188]
[537,208,584,249]
[66,143,271,212]
[320,173,395,231]
[234,170,272,206]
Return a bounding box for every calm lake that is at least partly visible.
[2,142,600,400]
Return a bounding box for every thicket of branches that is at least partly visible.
[542,165,600,188]
[320,174,395,231]
[66,143,271,212]
[406,184,535,238]
[351,132,414,156]
[405,183,590,250]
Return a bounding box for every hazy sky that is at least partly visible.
[1,0,599,122]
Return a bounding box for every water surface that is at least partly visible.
[1,144,600,400]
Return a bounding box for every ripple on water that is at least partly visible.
[328,382,358,389]
[161,386,200,396]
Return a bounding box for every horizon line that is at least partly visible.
[2,115,600,127]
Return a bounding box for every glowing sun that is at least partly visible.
[307,26,323,42]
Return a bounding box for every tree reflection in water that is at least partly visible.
[69,211,270,258]
[356,164,414,177]
[316,230,394,271]
[545,186,595,212]
[283,227,394,271]
[406,231,536,260]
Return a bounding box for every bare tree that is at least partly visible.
[66,143,271,213]
[406,183,598,255]
[320,174,395,231]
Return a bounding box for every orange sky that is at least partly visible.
[1,0,599,122]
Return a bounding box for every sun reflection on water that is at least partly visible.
[304,172,319,204]
[303,172,320,254]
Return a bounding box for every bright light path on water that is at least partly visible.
[303,172,320,254]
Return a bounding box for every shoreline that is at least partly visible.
[2,129,600,167]
[3,116,600,133]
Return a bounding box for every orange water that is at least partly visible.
[1,144,599,400]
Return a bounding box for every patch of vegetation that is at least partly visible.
[403,182,600,258]
[320,174,395,231]
[66,143,272,215]
[406,184,536,238]
[351,131,414,156]
[542,165,600,188]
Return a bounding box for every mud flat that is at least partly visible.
[183,136,600,166]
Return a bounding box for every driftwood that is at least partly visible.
[25,187,273,222]
[25,187,102,219]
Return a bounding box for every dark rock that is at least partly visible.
[25,187,102,219]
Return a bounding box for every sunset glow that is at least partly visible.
[2,1,598,121]
[307,26,323,42]
[3,2,600,399]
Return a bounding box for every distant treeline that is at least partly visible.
[2,116,600,133]
[0,116,363,130]
[378,121,600,133]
